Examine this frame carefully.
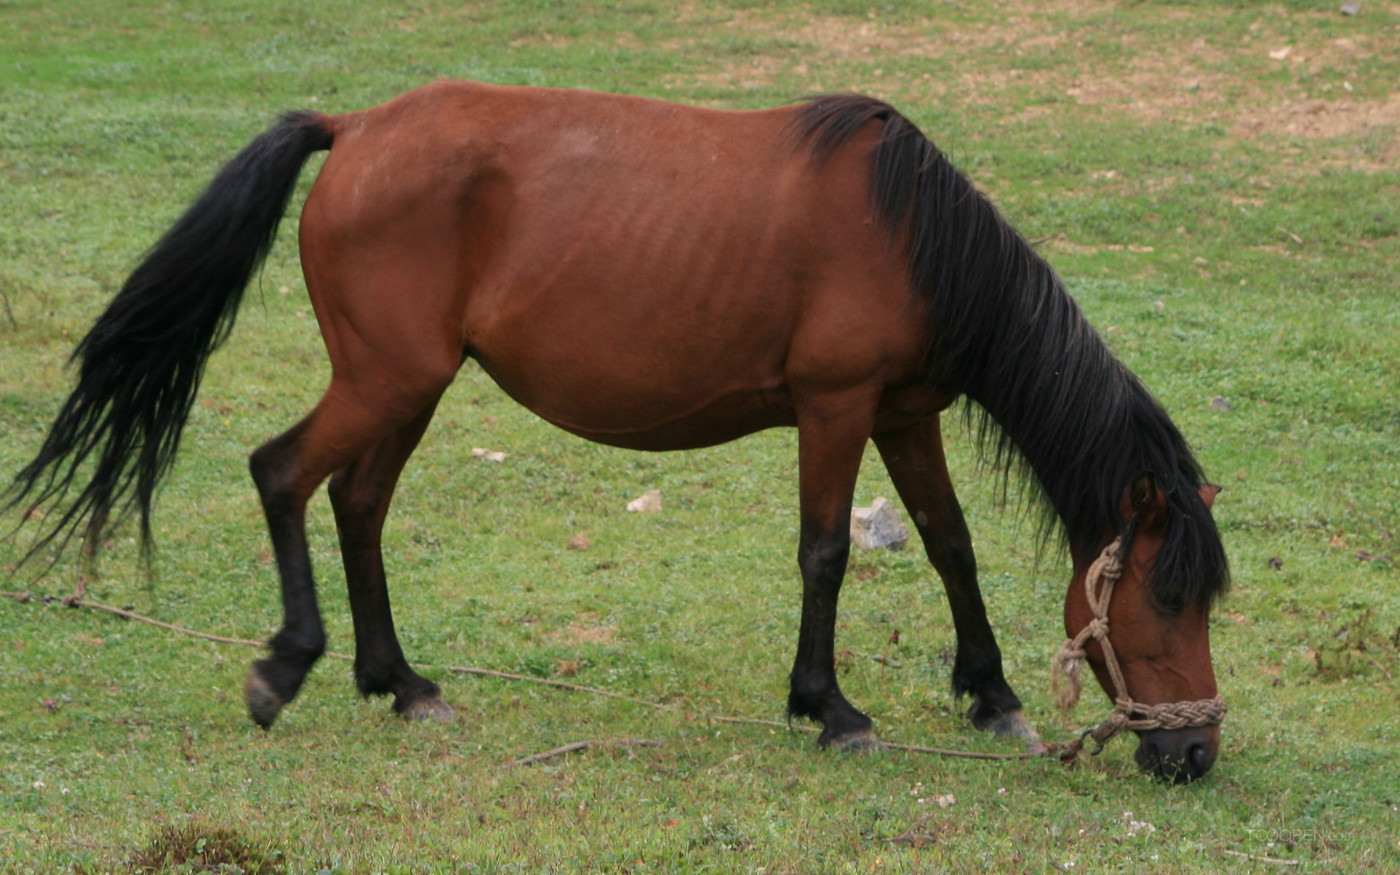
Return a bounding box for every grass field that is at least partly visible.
[2,1,1398,872]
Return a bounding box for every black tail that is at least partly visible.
[3,111,333,567]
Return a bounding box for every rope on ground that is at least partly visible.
[1221,849,1300,867]
[13,588,1055,762]
[65,598,266,648]
[509,737,664,767]
[883,740,1039,760]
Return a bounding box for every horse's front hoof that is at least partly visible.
[967,698,1039,741]
[820,727,886,752]
[977,707,1040,741]
[399,694,454,723]
[244,664,285,729]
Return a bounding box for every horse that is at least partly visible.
[2,81,1229,782]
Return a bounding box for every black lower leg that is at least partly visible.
[327,406,449,720]
[245,436,326,728]
[787,534,877,749]
[873,420,1029,737]
[924,525,1026,730]
[332,503,443,715]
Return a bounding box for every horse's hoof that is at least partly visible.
[967,699,1039,741]
[400,694,454,723]
[979,709,1040,741]
[822,728,886,753]
[244,666,284,729]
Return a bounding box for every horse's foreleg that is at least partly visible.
[787,391,882,751]
[872,415,1037,740]
[327,400,452,722]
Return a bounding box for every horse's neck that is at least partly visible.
[950,260,1144,555]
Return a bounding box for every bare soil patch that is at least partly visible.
[547,615,619,645]
[661,2,1398,168]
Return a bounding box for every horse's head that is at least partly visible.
[1063,477,1224,783]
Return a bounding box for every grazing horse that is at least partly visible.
[3,82,1229,782]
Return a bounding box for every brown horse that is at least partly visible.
[3,82,1229,782]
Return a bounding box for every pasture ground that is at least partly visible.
[2,1,1398,871]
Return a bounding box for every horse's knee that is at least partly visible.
[798,535,849,585]
[925,535,976,584]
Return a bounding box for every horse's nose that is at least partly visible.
[1135,727,1219,784]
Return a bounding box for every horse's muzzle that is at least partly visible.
[1135,725,1220,784]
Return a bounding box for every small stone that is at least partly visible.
[471,447,506,462]
[626,489,662,513]
[1209,396,1234,412]
[1340,1,1361,16]
[850,497,909,550]
[1267,557,1283,571]
[567,533,591,551]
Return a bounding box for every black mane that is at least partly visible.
[792,95,1229,611]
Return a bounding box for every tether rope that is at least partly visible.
[9,541,1224,766]
[5,581,1046,761]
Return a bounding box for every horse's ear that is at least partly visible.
[1124,471,1167,533]
[1198,482,1222,511]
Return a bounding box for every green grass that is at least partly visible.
[3,1,1399,872]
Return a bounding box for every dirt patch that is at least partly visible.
[547,616,618,645]
[660,2,1399,168]
[1233,93,1400,166]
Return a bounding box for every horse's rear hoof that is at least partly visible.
[244,665,285,729]
[820,727,885,752]
[399,694,454,723]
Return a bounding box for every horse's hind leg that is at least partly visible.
[872,415,1038,741]
[327,400,452,722]
[244,369,455,728]
[787,390,883,751]
[243,416,326,728]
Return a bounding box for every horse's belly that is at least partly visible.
[470,347,795,451]
[533,386,796,451]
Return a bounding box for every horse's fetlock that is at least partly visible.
[269,630,326,666]
[353,663,399,698]
[951,646,1006,693]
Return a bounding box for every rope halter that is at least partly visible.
[1050,537,1228,763]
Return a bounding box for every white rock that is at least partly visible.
[626,489,662,513]
[850,497,909,550]
[471,447,506,462]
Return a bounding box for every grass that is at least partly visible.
[3,0,1399,872]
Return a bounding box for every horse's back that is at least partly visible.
[299,81,929,449]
